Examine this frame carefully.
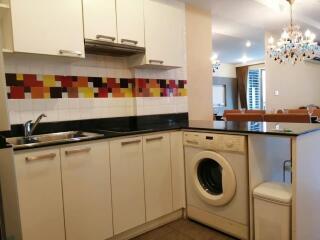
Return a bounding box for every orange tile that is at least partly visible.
[31,87,44,99]
[78,77,88,87]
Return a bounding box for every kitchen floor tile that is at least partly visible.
[130,219,238,240]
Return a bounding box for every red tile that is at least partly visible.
[98,88,108,98]
[57,76,73,87]
[24,74,43,87]
[10,86,25,99]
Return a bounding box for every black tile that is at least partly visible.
[24,87,31,93]
[159,80,167,88]
[90,77,103,87]
[178,80,185,88]
[50,87,62,98]
[120,78,129,88]
[5,73,24,86]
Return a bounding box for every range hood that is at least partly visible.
[85,39,145,57]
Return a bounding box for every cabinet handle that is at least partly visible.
[96,34,116,42]
[146,136,164,142]
[25,153,56,162]
[59,49,82,56]
[65,147,91,156]
[121,39,138,45]
[149,59,164,65]
[121,139,141,146]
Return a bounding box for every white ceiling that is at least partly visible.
[182,0,320,64]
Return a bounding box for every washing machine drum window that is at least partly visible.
[192,151,237,206]
[197,159,223,195]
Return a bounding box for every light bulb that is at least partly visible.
[305,29,311,38]
[246,41,252,48]
[268,36,274,45]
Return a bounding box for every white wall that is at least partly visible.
[213,63,236,78]
[186,5,213,121]
[265,34,320,110]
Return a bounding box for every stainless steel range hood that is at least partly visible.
[85,39,145,57]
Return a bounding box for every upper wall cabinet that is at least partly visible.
[83,0,145,48]
[116,0,145,48]
[8,0,85,57]
[128,0,186,69]
[82,0,117,43]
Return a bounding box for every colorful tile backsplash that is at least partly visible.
[5,73,187,99]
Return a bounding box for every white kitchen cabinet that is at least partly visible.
[110,137,146,234]
[170,131,186,210]
[0,42,10,131]
[143,133,173,221]
[14,149,65,240]
[82,0,117,43]
[60,142,113,240]
[129,0,185,68]
[9,0,84,57]
[116,0,145,47]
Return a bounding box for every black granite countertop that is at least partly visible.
[2,113,320,151]
[187,120,320,136]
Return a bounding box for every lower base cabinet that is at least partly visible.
[10,131,185,240]
[14,149,66,240]
[60,142,113,240]
[110,137,146,234]
[143,133,173,221]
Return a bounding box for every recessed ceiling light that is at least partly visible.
[246,41,252,48]
[240,55,250,63]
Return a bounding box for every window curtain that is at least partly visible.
[236,66,249,109]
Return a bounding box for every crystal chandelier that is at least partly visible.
[211,54,221,72]
[267,0,320,64]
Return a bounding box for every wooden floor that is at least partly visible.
[131,219,238,240]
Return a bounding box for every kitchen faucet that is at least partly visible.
[24,113,47,139]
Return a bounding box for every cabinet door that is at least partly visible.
[14,149,65,240]
[143,133,173,221]
[83,0,117,43]
[10,0,84,57]
[117,0,145,47]
[170,132,186,210]
[60,142,113,240]
[110,137,145,234]
[0,46,10,131]
[144,0,185,67]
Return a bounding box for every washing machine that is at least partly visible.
[184,131,249,240]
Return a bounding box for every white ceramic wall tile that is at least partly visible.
[4,53,188,125]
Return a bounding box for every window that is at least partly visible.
[247,69,265,110]
[213,85,226,107]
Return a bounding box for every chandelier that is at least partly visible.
[211,54,221,72]
[267,0,320,64]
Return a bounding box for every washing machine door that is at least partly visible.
[192,151,236,206]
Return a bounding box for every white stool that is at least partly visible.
[253,182,292,240]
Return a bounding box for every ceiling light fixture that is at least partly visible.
[246,41,252,48]
[267,0,320,64]
[211,54,221,73]
[240,55,250,63]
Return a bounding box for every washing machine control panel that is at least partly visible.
[184,132,246,153]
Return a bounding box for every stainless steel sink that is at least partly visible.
[7,131,104,149]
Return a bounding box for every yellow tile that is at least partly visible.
[179,89,187,96]
[150,88,160,97]
[43,75,56,87]
[79,87,94,98]
[16,74,24,81]
[121,88,133,98]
